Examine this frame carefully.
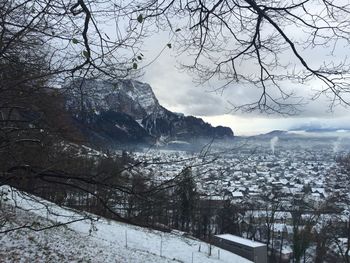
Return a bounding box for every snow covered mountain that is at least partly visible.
[66,79,160,119]
[65,78,234,146]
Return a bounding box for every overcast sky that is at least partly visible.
[137,20,350,136]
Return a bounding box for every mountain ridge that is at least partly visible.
[65,78,234,146]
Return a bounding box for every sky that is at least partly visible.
[139,40,350,135]
[135,5,350,136]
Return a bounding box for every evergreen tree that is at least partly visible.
[175,167,197,232]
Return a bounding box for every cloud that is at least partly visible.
[141,48,228,116]
[139,27,350,134]
[200,114,350,135]
[143,54,350,119]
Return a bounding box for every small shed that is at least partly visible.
[213,234,267,263]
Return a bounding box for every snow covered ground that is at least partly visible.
[0,186,252,263]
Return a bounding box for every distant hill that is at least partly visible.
[290,123,350,133]
[249,129,350,141]
[250,130,290,139]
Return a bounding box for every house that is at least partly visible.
[213,234,267,263]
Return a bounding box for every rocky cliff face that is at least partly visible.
[66,79,160,119]
[65,78,234,145]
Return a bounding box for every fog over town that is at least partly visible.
[122,131,350,262]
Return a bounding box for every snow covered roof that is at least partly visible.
[215,234,266,248]
[311,188,326,195]
[231,191,244,197]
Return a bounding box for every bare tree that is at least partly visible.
[0,0,148,206]
[127,0,350,114]
[0,0,147,82]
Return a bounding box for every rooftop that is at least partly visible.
[215,234,266,248]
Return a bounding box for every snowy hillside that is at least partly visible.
[0,186,251,263]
